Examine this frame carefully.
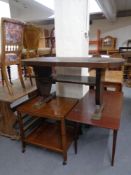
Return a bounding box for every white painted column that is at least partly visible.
[54,0,89,98]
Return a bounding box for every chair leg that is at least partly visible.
[1,67,4,86]
[28,67,33,86]
[2,66,13,95]
[29,75,33,86]
[17,64,26,89]
[7,66,13,84]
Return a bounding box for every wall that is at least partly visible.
[89,16,131,48]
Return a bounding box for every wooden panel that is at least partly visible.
[0,79,37,139]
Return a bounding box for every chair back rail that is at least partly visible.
[0,17,25,95]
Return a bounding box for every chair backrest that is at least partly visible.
[1,17,24,65]
[23,24,41,58]
[89,29,101,55]
[39,29,49,48]
[101,35,116,52]
[49,28,55,56]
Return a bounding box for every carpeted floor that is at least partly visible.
[0,87,131,175]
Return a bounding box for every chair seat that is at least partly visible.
[89,69,123,83]
[38,47,56,56]
[22,49,38,59]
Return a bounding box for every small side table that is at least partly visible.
[17,96,78,164]
[66,90,123,166]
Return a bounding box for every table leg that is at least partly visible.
[17,111,26,153]
[33,66,52,97]
[111,129,118,166]
[74,122,80,154]
[95,68,102,106]
[91,68,104,120]
[61,118,67,165]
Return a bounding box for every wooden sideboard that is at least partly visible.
[0,79,37,139]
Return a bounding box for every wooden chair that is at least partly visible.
[89,29,101,55]
[38,27,56,57]
[38,29,49,49]
[101,35,117,54]
[49,28,55,56]
[104,53,123,91]
[23,23,41,85]
[0,17,25,95]
[89,53,123,92]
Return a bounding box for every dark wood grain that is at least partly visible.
[17,96,78,119]
[22,57,124,69]
[66,90,123,166]
[54,75,96,85]
[66,90,123,130]
[0,79,37,139]
[25,122,74,153]
[17,96,78,164]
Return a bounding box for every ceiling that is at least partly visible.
[95,0,131,21]
[9,0,53,21]
[116,0,131,11]
[8,0,131,23]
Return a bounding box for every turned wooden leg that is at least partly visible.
[61,118,67,165]
[111,129,118,166]
[27,67,33,86]
[7,66,13,84]
[17,64,26,89]
[2,66,13,95]
[1,67,5,86]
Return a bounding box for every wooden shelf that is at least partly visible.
[54,75,96,85]
[25,121,74,153]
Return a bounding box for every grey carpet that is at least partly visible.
[0,87,131,175]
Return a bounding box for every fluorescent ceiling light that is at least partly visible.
[0,1,10,18]
[96,0,116,21]
[34,0,101,19]
[89,0,102,14]
[34,0,54,10]
[48,15,55,19]
[34,0,101,14]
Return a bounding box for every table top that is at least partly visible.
[17,96,78,119]
[121,51,131,58]
[22,57,124,69]
[66,90,123,130]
